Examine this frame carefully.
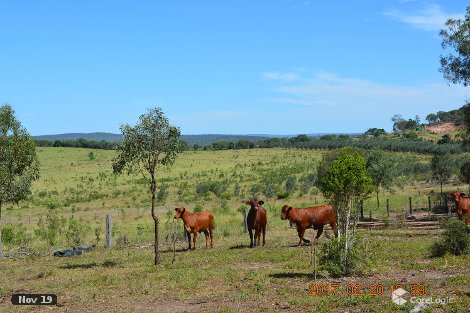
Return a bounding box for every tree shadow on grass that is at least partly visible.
[59,263,98,269]
[59,260,119,269]
[269,273,328,280]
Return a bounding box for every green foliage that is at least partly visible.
[65,216,89,246]
[285,176,297,195]
[391,114,420,133]
[157,185,168,203]
[35,213,62,246]
[320,237,370,277]
[460,158,470,186]
[112,108,181,265]
[0,104,40,257]
[317,147,374,205]
[366,150,397,207]
[193,204,203,213]
[439,6,470,86]
[363,128,386,137]
[87,151,95,161]
[431,153,454,187]
[430,220,470,257]
[1,225,15,245]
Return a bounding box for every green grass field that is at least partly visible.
[1,147,469,312]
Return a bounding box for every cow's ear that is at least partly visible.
[461,193,466,197]
[181,207,186,213]
[289,206,293,211]
[174,208,179,212]
[245,200,251,205]
[258,200,264,205]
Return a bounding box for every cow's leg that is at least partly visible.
[297,228,303,245]
[193,232,197,250]
[203,230,209,248]
[330,221,338,238]
[315,225,324,240]
[249,229,254,248]
[299,227,306,246]
[209,227,213,248]
[255,228,261,246]
[262,226,266,247]
[187,231,192,250]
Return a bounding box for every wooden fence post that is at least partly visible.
[243,208,248,233]
[105,213,112,249]
[428,196,431,212]
[360,199,364,220]
[409,197,412,215]
[386,199,390,217]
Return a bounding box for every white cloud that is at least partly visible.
[262,71,300,82]
[384,3,463,32]
[263,70,469,118]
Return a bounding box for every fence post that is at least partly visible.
[409,197,412,215]
[105,213,112,249]
[360,199,364,220]
[428,196,431,212]
[386,199,390,217]
[243,208,248,233]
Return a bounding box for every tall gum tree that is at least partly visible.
[112,108,181,265]
[0,104,40,258]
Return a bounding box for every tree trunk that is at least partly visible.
[376,188,380,209]
[343,199,351,275]
[151,176,160,265]
[0,200,3,259]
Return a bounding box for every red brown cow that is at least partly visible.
[174,207,214,250]
[245,199,267,248]
[281,204,338,245]
[450,191,470,225]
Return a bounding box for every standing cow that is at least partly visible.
[281,204,338,245]
[450,191,470,225]
[174,207,214,250]
[245,199,267,248]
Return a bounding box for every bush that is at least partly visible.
[320,237,371,277]
[194,204,203,213]
[430,220,470,257]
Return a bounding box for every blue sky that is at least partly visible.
[0,0,468,136]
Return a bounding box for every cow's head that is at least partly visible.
[245,199,264,209]
[174,207,186,219]
[281,205,292,220]
[451,191,463,202]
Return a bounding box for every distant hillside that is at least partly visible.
[34,132,272,146]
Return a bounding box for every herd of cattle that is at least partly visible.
[173,192,470,250]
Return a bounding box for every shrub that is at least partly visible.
[194,204,203,213]
[430,220,470,257]
[320,237,371,277]
[1,225,16,245]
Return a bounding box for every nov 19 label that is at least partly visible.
[11,294,57,305]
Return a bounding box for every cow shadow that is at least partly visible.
[269,273,328,280]
[229,244,251,250]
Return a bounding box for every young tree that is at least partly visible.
[316,147,374,273]
[112,108,181,265]
[366,150,397,208]
[440,6,470,86]
[431,153,454,206]
[0,104,40,258]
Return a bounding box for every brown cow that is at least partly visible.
[450,191,470,225]
[281,204,338,245]
[174,207,214,250]
[245,199,267,248]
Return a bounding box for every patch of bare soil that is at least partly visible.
[425,122,461,134]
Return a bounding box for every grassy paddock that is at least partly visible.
[1,147,469,312]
